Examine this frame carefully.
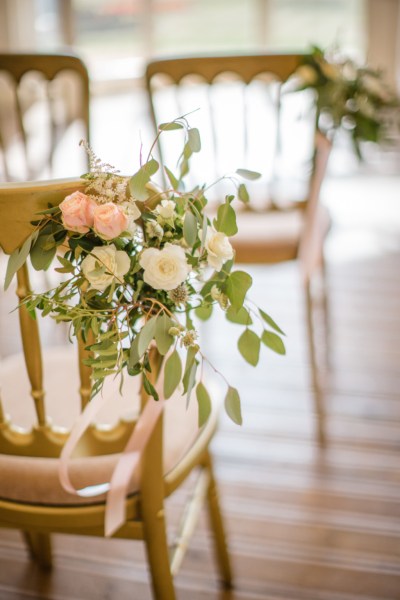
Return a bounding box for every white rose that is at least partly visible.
[204,228,234,271]
[156,199,175,220]
[120,200,141,236]
[140,243,190,291]
[81,244,130,291]
[296,64,318,85]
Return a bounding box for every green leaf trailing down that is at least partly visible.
[196,382,212,427]
[164,166,179,190]
[143,373,159,401]
[238,329,260,366]
[226,271,252,311]
[238,183,250,203]
[195,303,213,321]
[129,334,142,368]
[183,361,197,407]
[224,386,242,425]
[138,315,158,357]
[159,121,184,131]
[164,349,182,399]
[4,234,33,290]
[259,309,286,336]
[261,330,286,355]
[183,211,198,247]
[213,198,238,236]
[30,234,57,272]
[154,313,174,355]
[226,305,252,325]
[188,128,201,153]
[236,168,262,180]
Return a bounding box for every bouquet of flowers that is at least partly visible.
[293,45,399,156]
[4,117,286,426]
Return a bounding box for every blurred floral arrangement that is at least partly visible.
[293,45,399,156]
[5,117,286,426]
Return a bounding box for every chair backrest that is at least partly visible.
[0,179,139,459]
[0,53,90,181]
[145,53,316,209]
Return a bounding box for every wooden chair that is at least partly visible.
[145,55,332,445]
[0,179,232,599]
[0,53,90,181]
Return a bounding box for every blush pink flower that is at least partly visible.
[93,202,129,240]
[60,191,96,234]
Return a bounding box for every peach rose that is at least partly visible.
[60,191,95,234]
[93,203,129,240]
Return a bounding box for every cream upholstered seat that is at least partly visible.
[146,54,332,445]
[0,178,232,600]
[0,348,217,507]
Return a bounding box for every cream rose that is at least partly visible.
[60,191,95,234]
[140,243,190,291]
[81,244,130,291]
[93,202,129,240]
[204,227,234,271]
[156,199,175,220]
[120,200,141,236]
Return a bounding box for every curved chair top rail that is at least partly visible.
[0,52,90,84]
[145,53,304,85]
[0,178,83,255]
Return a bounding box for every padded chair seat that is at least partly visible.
[0,347,216,506]
[232,206,330,264]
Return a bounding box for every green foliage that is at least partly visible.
[224,386,242,425]
[5,115,288,429]
[238,329,260,366]
[196,382,212,427]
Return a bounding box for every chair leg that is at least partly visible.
[22,531,53,570]
[204,451,233,589]
[142,505,176,600]
[321,254,331,370]
[305,281,327,447]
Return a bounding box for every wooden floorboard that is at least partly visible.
[1,171,400,599]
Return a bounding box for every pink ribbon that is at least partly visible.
[59,378,164,537]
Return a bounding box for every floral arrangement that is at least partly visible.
[4,118,286,426]
[293,45,399,156]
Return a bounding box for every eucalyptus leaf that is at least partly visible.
[159,122,184,131]
[261,330,286,355]
[143,373,159,401]
[4,235,33,290]
[195,303,213,321]
[226,271,252,311]
[224,386,242,425]
[164,166,179,190]
[238,329,260,366]
[226,306,252,325]
[183,211,198,247]
[164,349,182,399]
[129,167,150,201]
[259,309,285,336]
[213,199,238,236]
[236,168,261,180]
[188,128,201,153]
[196,382,212,427]
[138,315,158,357]
[238,183,250,203]
[154,313,174,355]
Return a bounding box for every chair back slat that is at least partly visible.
[0,53,90,181]
[16,264,46,426]
[146,54,315,211]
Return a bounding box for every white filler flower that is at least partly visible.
[82,244,130,291]
[204,227,234,271]
[156,199,175,220]
[140,243,190,290]
[120,200,141,236]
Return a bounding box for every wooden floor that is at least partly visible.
[0,173,399,599]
